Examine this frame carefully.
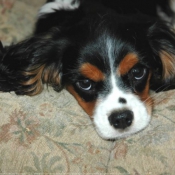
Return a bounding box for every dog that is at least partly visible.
[1,0,175,139]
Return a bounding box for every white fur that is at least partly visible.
[157,0,175,27]
[93,37,151,139]
[170,0,175,12]
[93,74,151,139]
[38,0,80,17]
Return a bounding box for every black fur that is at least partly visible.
[35,0,173,34]
[1,0,175,96]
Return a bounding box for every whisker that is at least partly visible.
[143,83,173,104]
[151,90,172,106]
[153,83,172,92]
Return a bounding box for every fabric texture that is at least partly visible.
[0,0,175,174]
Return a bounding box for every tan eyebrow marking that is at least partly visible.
[117,53,139,76]
[80,63,105,81]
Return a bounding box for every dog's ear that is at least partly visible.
[148,22,175,91]
[0,34,70,95]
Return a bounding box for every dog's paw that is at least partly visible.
[38,0,80,17]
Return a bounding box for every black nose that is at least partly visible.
[108,110,133,129]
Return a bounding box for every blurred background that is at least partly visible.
[0,0,45,45]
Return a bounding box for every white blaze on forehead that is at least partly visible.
[106,37,116,71]
[38,0,80,17]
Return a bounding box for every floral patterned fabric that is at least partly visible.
[0,0,175,174]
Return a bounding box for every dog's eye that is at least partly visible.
[76,79,93,91]
[131,67,146,80]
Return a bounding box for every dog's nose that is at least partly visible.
[108,110,133,129]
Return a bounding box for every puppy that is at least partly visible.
[1,0,175,139]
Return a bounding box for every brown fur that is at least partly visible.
[160,51,175,80]
[80,63,105,82]
[136,72,153,115]
[117,53,139,76]
[66,85,96,117]
[22,64,60,96]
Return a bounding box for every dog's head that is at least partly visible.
[2,13,175,139]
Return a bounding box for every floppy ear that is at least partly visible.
[0,34,69,95]
[148,21,175,91]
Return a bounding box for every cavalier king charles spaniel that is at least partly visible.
[1,0,175,139]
